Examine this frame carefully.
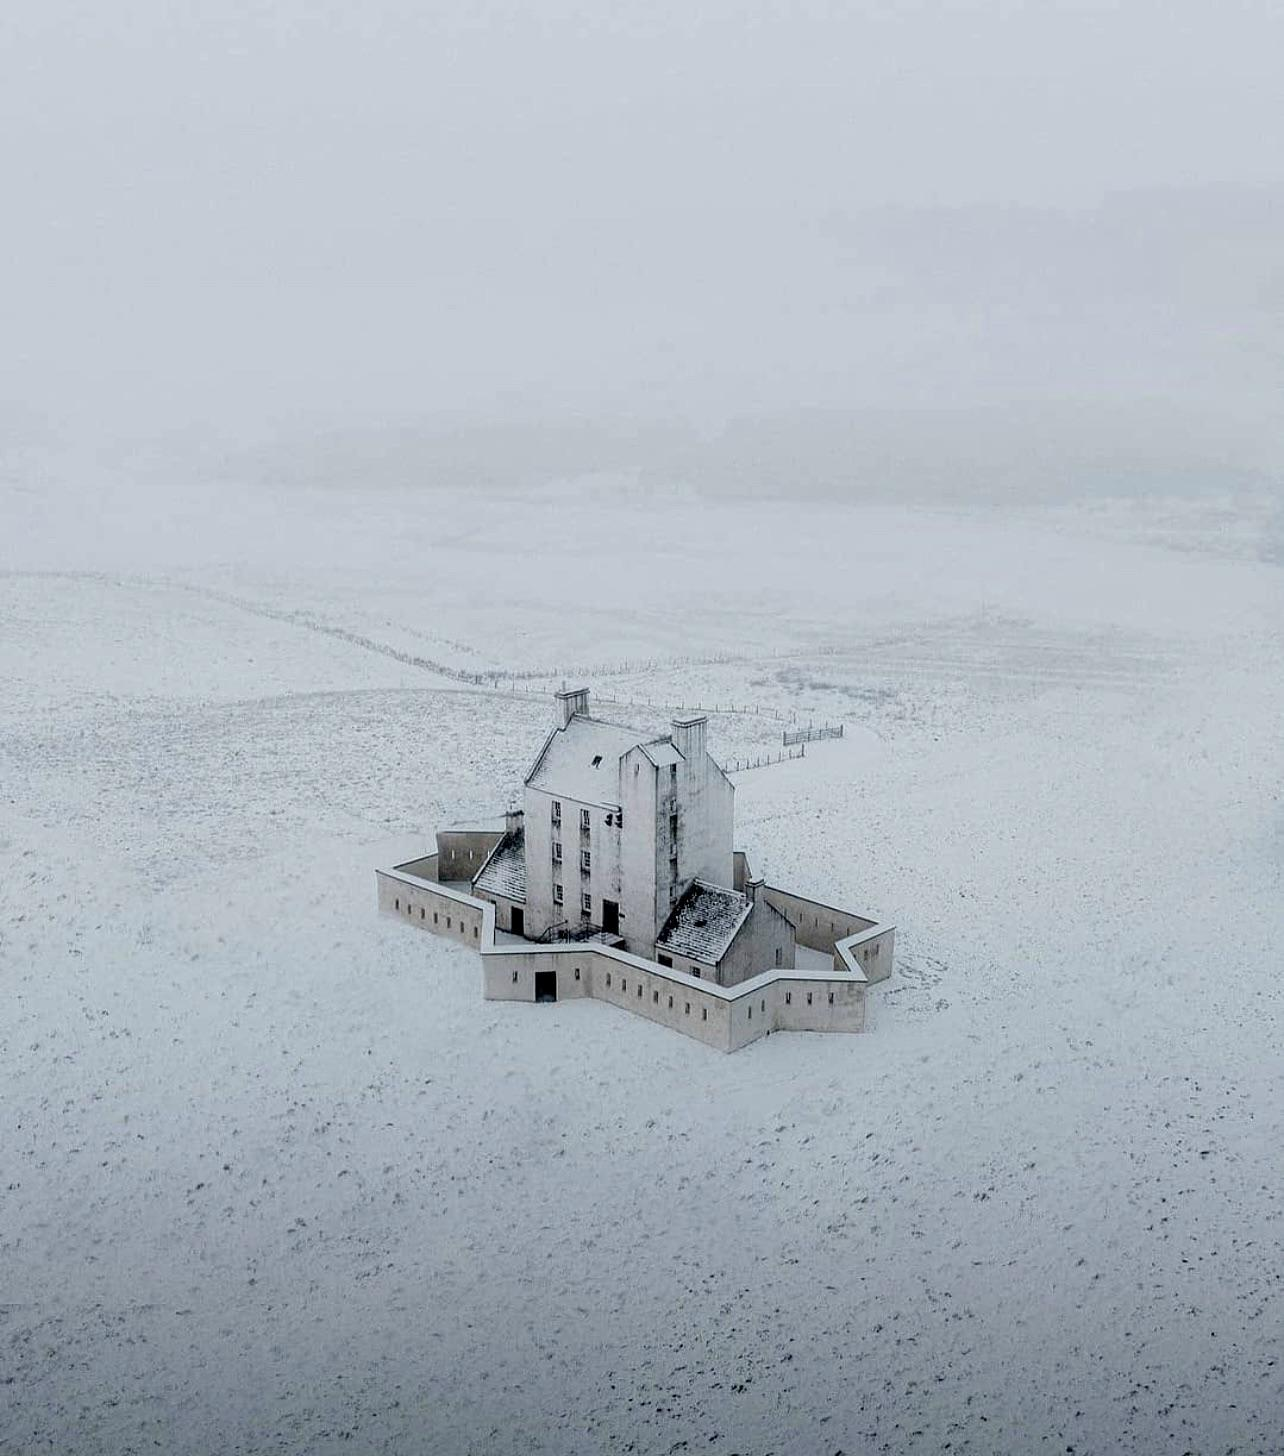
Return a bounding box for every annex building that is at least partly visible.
[377,688,893,1051]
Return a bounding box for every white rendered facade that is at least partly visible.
[521,689,734,957]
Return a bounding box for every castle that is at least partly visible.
[376,689,893,1051]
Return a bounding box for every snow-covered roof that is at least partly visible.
[638,739,684,768]
[525,715,651,805]
[473,827,526,904]
[656,880,753,966]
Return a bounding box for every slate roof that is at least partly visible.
[526,715,667,805]
[656,880,753,966]
[472,827,527,904]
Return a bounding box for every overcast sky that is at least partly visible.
[3,0,1282,470]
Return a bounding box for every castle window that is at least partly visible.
[621,979,626,993]
[552,841,562,862]
[828,993,834,1005]
[446,917,451,930]
[551,800,561,824]
[581,808,591,829]
[692,969,700,979]
[581,892,591,915]
[668,995,673,1008]
[420,907,425,920]
[807,992,812,1005]
[652,990,659,1003]
[434,911,438,924]
[637,983,642,998]
[606,973,611,987]
[702,1008,708,1021]
[553,883,564,905]
[684,1002,690,1015]
[574,967,581,980]
[581,850,591,871]
[394,898,399,910]
[512,970,518,983]
[785,991,791,1005]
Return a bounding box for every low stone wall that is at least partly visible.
[377,861,887,1051]
[378,866,485,947]
[761,885,894,983]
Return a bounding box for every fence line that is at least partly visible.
[719,744,806,774]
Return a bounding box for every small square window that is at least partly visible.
[658,954,672,968]
[692,969,700,979]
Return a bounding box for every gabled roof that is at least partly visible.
[637,739,684,768]
[656,880,753,966]
[473,827,526,904]
[525,714,654,805]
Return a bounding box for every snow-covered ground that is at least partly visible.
[3,472,1282,1454]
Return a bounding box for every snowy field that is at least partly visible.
[3,473,1283,1454]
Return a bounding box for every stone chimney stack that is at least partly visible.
[746,874,765,903]
[670,714,707,764]
[555,686,590,729]
[504,807,523,836]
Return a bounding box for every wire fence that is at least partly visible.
[719,744,806,774]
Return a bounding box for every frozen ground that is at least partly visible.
[2,472,1283,1454]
